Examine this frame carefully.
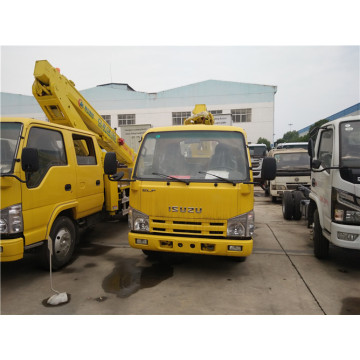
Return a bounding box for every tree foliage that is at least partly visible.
[306,119,329,140]
[257,137,271,150]
[275,119,329,145]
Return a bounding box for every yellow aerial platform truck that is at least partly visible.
[105,105,276,261]
[0,60,134,269]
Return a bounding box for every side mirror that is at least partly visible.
[21,147,39,173]
[104,152,117,175]
[308,139,314,158]
[261,157,276,180]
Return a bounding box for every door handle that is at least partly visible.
[96,180,101,186]
[65,184,72,191]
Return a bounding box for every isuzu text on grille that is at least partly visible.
[169,206,202,213]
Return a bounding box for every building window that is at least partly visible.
[101,115,111,126]
[210,110,223,115]
[231,109,252,123]
[172,112,191,125]
[118,114,136,126]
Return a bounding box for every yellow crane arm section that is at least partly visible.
[32,60,135,167]
[184,104,214,125]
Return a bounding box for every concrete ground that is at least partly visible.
[1,187,360,315]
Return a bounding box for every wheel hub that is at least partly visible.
[54,228,71,260]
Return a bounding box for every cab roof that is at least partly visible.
[145,124,246,134]
[0,117,97,136]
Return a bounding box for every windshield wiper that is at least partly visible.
[152,172,190,185]
[198,171,237,186]
[199,171,258,185]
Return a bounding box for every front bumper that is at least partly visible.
[330,222,360,250]
[129,232,253,257]
[0,237,24,262]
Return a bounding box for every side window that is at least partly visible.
[26,127,67,188]
[72,134,97,165]
[317,129,333,173]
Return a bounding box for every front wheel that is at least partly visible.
[230,256,247,262]
[39,216,77,270]
[142,250,161,259]
[313,209,329,259]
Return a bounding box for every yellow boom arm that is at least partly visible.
[32,60,135,167]
[184,104,214,125]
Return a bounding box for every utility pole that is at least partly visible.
[288,123,293,131]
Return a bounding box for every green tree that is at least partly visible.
[257,137,271,151]
[282,130,300,142]
[275,130,300,146]
[307,119,329,140]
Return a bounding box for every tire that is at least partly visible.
[142,250,161,259]
[271,196,277,203]
[313,209,329,259]
[39,216,77,270]
[293,191,305,220]
[282,191,294,220]
[230,256,247,263]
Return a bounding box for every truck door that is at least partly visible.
[72,134,104,218]
[314,127,334,231]
[21,126,76,246]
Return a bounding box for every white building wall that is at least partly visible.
[100,101,274,144]
[1,79,276,145]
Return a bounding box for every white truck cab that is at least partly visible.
[308,115,360,258]
[267,148,311,202]
[248,143,267,180]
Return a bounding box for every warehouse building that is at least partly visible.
[1,79,277,145]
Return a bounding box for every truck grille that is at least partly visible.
[151,218,226,237]
[251,159,260,169]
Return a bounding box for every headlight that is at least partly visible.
[227,210,254,237]
[332,188,360,225]
[0,204,23,235]
[128,207,149,232]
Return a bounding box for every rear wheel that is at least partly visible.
[313,209,329,259]
[271,196,277,203]
[293,191,305,220]
[282,192,294,220]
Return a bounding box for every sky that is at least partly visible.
[1,46,359,140]
[1,1,359,142]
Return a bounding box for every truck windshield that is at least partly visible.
[340,120,360,168]
[134,130,249,182]
[274,152,311,170]
[249,146,267,157]
[0,122,22,174]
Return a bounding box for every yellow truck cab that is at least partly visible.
[0,117,108,269]
[107,106,276,261]
[1,60,135,270]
